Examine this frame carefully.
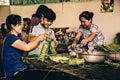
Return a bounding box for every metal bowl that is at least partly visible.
[81,50,106,63]
[108,52,120,61]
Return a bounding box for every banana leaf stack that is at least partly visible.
[95,43,120,53]
[95,43,120,61]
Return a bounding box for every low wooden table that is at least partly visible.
[24,59,120,80]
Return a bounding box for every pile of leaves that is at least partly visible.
[49,53,84,65]
[95,43,120,53]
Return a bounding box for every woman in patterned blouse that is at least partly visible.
[69,11,105,51]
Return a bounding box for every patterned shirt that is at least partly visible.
[78,24,105,50]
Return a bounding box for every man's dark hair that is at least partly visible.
[35,5,49,19]
[35,5,56,21]
[43,8,56,21]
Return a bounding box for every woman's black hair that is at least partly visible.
[1,23,6,38]
[79,11,94,21]
[6,14,21,30]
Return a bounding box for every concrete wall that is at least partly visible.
[0,0,120,44]
[0,6,10,25]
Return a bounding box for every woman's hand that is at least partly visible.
[71,42,77,48]
[81,39,88,45]
[44,34,54,40]
[38,34,46,42]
